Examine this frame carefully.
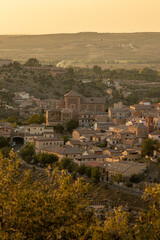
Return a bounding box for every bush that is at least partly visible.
[129,173,145,183]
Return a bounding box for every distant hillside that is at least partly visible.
[0,32,160,67]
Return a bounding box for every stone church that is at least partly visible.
[56,90,106,112]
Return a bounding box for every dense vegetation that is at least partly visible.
[0,152,160,239]
[0,59,160,110]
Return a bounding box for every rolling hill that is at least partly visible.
[0,32,160,67]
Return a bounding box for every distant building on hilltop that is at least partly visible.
[56,90,106,112]
[46,90,106,126]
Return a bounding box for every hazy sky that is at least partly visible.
[1,0,160,34]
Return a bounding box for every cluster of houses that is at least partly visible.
[1,90,160,183]
[0,89,56,117]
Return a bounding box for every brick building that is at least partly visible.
[56,90,106,112]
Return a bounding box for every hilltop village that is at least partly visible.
[1,59,160,215]
[1,88,160,186]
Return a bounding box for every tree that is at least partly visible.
[67,67,75,77]
[92,207,131,240]
[27,114,45,125]
[98,140,108,147]
[141,138,157,157]
[112,174,124,184]
[24,58,41,67]
[54,124,64,134]
[0,136,10,148]
[91,167,101,183]
[77,164,86,176]
[93,65,102,75]
[0,146,11,158]
[1,152,160,239]
[35,152,58,167]
[129,173,145,184]
[66,119,79,133]
[6,116,17,124]
[12,61,22,70]
[59,157,77,173]
[0,152,95,239]
[62,135,69,144]
[133,184,160,240]
[19,142,35,163]
[85,166,92,178]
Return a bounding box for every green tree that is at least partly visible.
[85,166,92,178]
[0,136,10,148]
[77,164,86,176]
[62,135,69,144]
[66,119,79,133]
[91,167,101,183]
[27,114,45,125]
[93,65,102,77]
[54,124,64,134]
[12,61,22,70]
[141,138,157,157]
[59,157,77,173]
[129,173,145,184]
[6,116,17,124]
[112,174,124,183]
[19,142,35,163]
[35,152,58,167]
[24,58,41,67]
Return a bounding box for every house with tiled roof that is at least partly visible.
[42,146,82,160]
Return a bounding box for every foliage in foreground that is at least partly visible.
[0,152,95,239]
[0,152,160,239]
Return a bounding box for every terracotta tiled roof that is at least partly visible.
[43,146,82,155]
[84,161,102,168]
